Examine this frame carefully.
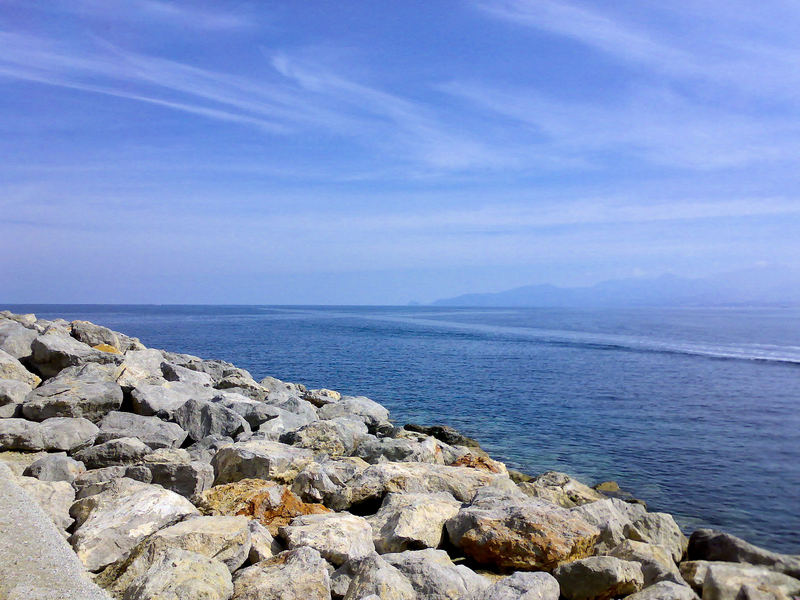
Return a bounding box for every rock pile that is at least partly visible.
[0,310,797,600]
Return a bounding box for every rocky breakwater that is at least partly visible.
[0,309,798,600]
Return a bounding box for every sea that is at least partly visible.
[7,304,800,553]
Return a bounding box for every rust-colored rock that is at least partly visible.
[198,478,330,535]
[446,489,600,571]
[450,453,506,474]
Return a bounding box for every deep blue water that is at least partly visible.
[7,304,800,553]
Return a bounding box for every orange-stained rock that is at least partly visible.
[198,478,330,535]
[92,344,121,354]
[446,488,600,571]
[450,453,507,474]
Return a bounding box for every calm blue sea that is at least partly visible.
[7,305,800,553]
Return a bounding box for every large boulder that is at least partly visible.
[0,318,38,360]
[22,371,123,422]
[625,581,698,600]
[97,411,188,449]
[248,520,283,563]
[16,475,76,532]
[0,348,40,387]
[74,436,151,468]
[446,488,600,571]
[519,471,606,508]
[606,539,683,586]
[687,529,800,579]
[343,553,416,600]
[161,361,215,387]
[282,417,368,458]
[130,381,216,419]
[211,391,277,428]
[553,556,644,600]
[138,447,215,498]
[291,456,370,505]
[23,452,86,483]
[121,548,233,600]
[368,491,462,553]
[96,515,251,596]
[232,546,331,600]
[481,571,561,600]
[0,417,98,451]
[198,478,330,535]
[173,397,251,442]
[0,378,32,417]
[355,434,445,464]
[680,561,800,600]
[318,395,389,431]
[30,333,121,378]
[0,461,111,600]
[115,349,169,388]
[69,320,123,351]
[69,477,200,571]
[211,439,314,485]
[383,548,491,600]
[314,460,517,511]
[279,512,374,566]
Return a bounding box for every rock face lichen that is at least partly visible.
[0,309,797,600]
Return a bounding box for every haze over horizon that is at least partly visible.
[3,1,800,304]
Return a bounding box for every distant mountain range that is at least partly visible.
[433,266,800,307]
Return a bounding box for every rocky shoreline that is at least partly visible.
[0,310,798,600]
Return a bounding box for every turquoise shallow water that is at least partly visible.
[8,304,800,553]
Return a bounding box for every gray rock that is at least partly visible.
[17,475,76,532]
[383,548,491,600]
[73,466,128,497]
[97,411,188,449]
[30,333,121,378]
[215,371,267,400]
[69,320,122,351]
[482,571,561,600]
[23,452,86,483]
[22,374,123,422]
[211,391,276,427]
[280,512,374,566]
[260,375,307,398]
[69,477,200,571]
[265,394,319,422]
[0,348,41,387]
[368,492,462,554]
[0,461,112,600]
[0,318,38,360]
[97,514,251,596]
[318,395,389,430]
[161,361,215,386]
[634,512,687,563]
[355,434,444,464]
[282,417,367,458]
[291,456,370,505]
[607,539,683,586]
[173,397,251,442]
[252,408,314,441]
[121,548,233,600]
[248,520,283,563]
[232,546,331,600]
[0,417,98,451]
[142,448,214,498]
[688,529,800,579]
[680,561,800,600]
[518,471,606,508]
[74,436,152,468]
[553,556,644,600]
[187,434,234,463]
[0,378,31,417]
[343,553,416,600]
[212,439,314,485]
[303,387,342,407]
[446,487,600,571]
[624,581,699,600]
[570,497,649,552]
[130,381,216,419]
[324,461,517,511]
[115,349,169,388]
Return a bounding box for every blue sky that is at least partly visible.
[2,0,800,304]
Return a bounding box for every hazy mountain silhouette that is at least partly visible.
[433,266,800,307]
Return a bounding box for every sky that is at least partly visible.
[2,0,800,304]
